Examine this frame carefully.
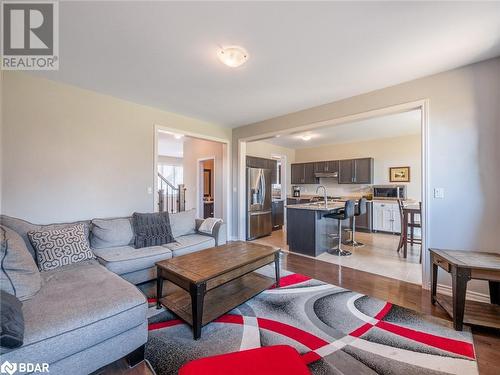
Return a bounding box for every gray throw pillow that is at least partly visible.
[0,225,42,301]
[132,212,174,249]
[90,218,134,249]
[169,209,196,238]
[28,223,95,272]
[0,290,24,348]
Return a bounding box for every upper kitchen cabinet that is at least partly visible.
[338,158,374,184]
[247,156,278,184]
[314,160,339,174]
[291,162,317,184]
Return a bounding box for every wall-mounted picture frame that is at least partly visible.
[389,166,410,182]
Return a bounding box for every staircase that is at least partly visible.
[158,172,186,213]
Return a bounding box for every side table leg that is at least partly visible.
[451,266,470,331]
[275,251,281,288]
[190,282,206,340]
[431,259,438,305]
[156,273,163,309]
[489,281,500,305]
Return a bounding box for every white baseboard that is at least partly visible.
[436,283,490,303]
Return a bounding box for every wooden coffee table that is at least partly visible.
[155,241,281,339]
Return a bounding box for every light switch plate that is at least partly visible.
[147,187,153,195]
[434,188,444,199]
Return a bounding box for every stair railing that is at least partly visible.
[158,172,186,213]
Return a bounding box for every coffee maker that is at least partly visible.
[292,186,301,197]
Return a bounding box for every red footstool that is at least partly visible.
[179,345,311,375]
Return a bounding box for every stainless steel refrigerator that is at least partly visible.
[246,167,272,240]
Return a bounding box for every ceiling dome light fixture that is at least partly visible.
[301,135,312,141]
[217,46,249,68]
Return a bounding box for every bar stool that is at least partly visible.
[343,198,367,247]
[323,200,355,256]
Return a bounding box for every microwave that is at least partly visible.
[373,185,406,199]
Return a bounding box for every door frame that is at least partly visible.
[197,156,216,219]
[237,99,430,288]
[153,124,231,241]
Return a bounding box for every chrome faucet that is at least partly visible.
[316,185,328,208]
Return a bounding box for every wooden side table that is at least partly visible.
[430,248,500,331]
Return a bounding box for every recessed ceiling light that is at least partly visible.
[301,135,312,141]
[217,46,249,68]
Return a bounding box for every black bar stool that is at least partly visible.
[323,200,355,256]
[344,198,367,247]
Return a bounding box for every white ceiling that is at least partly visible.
[36,1,500,128]
[158,132,184,158]
[261,110,421,149]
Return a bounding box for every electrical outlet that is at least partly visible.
[434,188,444,199]
[147,187,153,195]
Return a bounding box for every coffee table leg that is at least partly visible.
[431,255,438,305]
[190,282,206,340]
[489,281,500,305]
[275,251,281,288]
[156,273,163,309]
[451,266,470,331]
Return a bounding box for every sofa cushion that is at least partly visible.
[169,209,196,239]
[0,225,42,301]
[0,290,24,348]
[28,224,95,272]
[132,212,174,248]
[0,215,90,261]
[164,234,215,257]
[90,218,134,249]
[93,245,172,275]
[0,260,147,367]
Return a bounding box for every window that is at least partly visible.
[158,164,183,188]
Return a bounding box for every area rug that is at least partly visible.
[143,272,478,375]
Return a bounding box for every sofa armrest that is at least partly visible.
[195,219,227,246]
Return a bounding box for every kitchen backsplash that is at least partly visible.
[292,179,372,197]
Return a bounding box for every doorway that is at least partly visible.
[238,100,429,287]
[198,158,215,219]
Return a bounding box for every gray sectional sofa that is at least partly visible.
[0,209,226,375]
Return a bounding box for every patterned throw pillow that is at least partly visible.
[28,224,95,271]
[132,212,174,249]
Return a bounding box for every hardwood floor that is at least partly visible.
[282,252,500,375]
[100,238,499,375]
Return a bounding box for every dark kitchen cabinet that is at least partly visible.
[272,200,284,229]
[314,160,339,174]
[304,163,317,184]
[291,163,317,184]
[247,156,277,184]
[338,158,373,184]
[203,202,214,218]
[291,164,304,184]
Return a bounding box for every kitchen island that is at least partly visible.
[286,202,350,257]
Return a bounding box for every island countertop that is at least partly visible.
[285,201,347,211]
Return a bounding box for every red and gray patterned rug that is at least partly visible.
[143,272,477,375]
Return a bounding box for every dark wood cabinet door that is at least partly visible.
[338,159,354,184]
[272,200,284,228]
[353,158,373,184]
[291,164,305,184]
[304,163,317,184]
[314,161,326,173]
[326,160,339,173]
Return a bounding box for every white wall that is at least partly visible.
[233,57,500,296]
[1,72,231,223]
[294,134,421,200]
[246,141,296,196]
[182,137,224,219]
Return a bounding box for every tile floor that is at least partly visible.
[253,228,422,285]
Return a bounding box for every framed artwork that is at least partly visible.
[389,166,410,182]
